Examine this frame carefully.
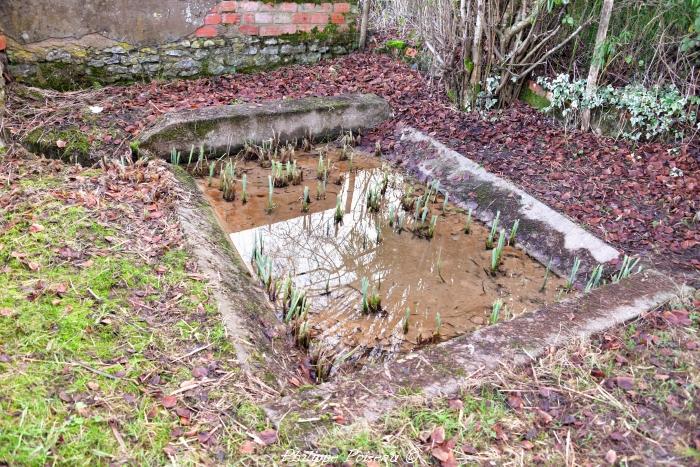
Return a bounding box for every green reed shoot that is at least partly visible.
[170,148,181,165]
[266,175,275,213]
[566,257,581,290]
[490,230,506,273]
[207,161,216,187]
[584,264,604,293]
[434,312,442,337]
[612,255,641,283]
[187,145,195,166]
[428,215,438,238]
[490,299,504,324]
[366,186,381,212]
[221,160,236,202]
[402,308,410,334]
[374,140,382,157]
[296,320,310,349]
[388,205,395,227]
[508,219,520,246]
[540,259,552,292]
[486,210,501,249]
[360,277,381,314]
[464,208,473,234]
[421,206,429,224]
[334,195,344,223]
[241,173,248,204]
[442,192,449,211]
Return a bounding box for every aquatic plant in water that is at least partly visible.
[360,278,382,314]
[540,259,552,292]
[241,174,248,204]
[207,161,216,187]
[612,255,641,283]
[508,219,520,246]
[486,210,501,249]
[366,186,381,213]
[220,160,236,202]
[490,229,507,274]
[428,215,438,238]
[566,257,581,290]
[490,299,504,324]
[464,209,473,234]
[316,154,329,180]
[266,175,275,213]
[402,308,410,334]
[334,196,344,224]
[316,177,327,200]
[584,264,604,293]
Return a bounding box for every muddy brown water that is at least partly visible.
[197,149,567,370]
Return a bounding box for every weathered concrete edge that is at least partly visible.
[139,93,392,157]
[262,269,685,430]
[172,167,296,381]
[397,127,620,277]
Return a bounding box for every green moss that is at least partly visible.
[520,87,551,110]
[385,39,407,50]
[25,126,92,163]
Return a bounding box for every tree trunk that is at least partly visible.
[463,0,485,109]
[359,0,371,50]
[581,0,614,132]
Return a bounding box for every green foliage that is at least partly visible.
[385,39,407,50]
[537,74,698,141]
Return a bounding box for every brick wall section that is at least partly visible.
[3,2,358,88]
[195,1,352,38]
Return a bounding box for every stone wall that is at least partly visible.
[0,1,358,89]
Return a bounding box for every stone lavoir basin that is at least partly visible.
[197,146,568,380]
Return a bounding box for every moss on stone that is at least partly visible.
[25,126,93,163]
[520,87,551,110]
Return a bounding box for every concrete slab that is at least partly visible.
[139,93,392,158]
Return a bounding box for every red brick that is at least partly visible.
[330,13,345,25]
[309,12,329,24]
[204,13,222,25]
[195,25,218,37]
[255,12,274,23]
[294,12,329,23]
[237,1,259,11]
[259,24,297,36]
[334,2,351,13]
[239,24,260,35]
[277,2,298,12]
[241,13,255,23]
[222,13,241,24]
[218,1,237,12]
[0,35,6,51]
